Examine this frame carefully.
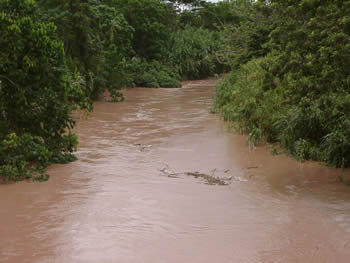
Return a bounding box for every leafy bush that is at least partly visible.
[168,26,227,80]
[215,56,284,143]
[128,26,227,88]
[131,60,181,88]
[0,0,90,181]
[0,133,52,181]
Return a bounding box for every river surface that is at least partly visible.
[1,79,350,263]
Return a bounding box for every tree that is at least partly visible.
[118,0,177,60]
[0,0,90,180]
[37,0,134,98]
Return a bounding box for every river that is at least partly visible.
[1,79,350,263]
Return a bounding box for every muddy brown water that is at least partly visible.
[1,79,350,263]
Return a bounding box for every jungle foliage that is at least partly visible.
[0,0,228,181]
[0,0,87,181]
[215,0,350,167]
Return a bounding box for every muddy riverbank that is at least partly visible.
[1,79,350,263]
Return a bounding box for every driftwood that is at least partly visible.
[184,172,228,185]
[159,165,232,185]
[246,166,259,169]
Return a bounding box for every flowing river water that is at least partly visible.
[1,79,350,263]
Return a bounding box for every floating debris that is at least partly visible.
[159,165,233,185]
[158,165,181,178]
[246,166,259,169]
[133,143,152,152]
[184,172,229,185]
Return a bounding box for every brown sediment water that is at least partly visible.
[1,79,350,263]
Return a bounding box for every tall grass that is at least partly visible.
[215,55,350,167]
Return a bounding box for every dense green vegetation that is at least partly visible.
[0,0,228,181]
[215,0,350,167]
[2,0,348,182]
[0,0,89,181]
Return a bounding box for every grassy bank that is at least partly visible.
[215,54,350,168]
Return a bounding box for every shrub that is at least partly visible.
[168,26,226,80]
[215,55,283,143]
[0,0,90,181]
[0,133,52,181]
[216,55,350,167]
[131,60,181,88]
[216,0,350,168]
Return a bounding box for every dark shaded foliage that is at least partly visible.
[0,0,88,181]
